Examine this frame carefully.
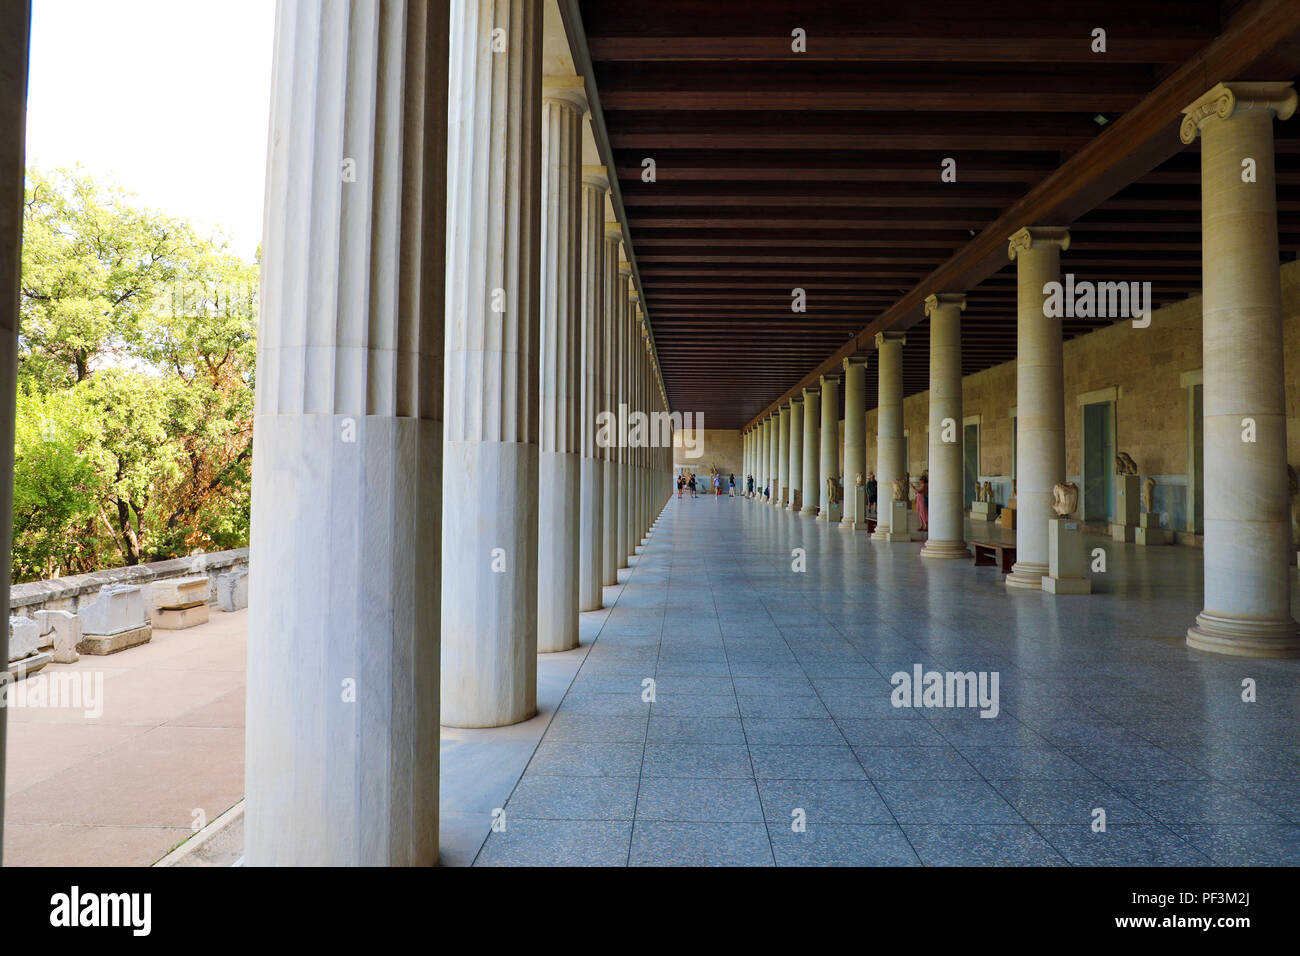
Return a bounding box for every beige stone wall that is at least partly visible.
[674,428,742,478]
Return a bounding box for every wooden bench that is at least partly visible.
[971,539,1016,573]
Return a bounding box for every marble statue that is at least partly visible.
[974,483,985,503]
[825,476,839,505]
[892,478,907,501]
[1289,465,1299,544]
[855,472,864,487]
[1052,481,1079,517]
[1115,451,1139,476]
[1142,476,1156,513]
[982,480,993,504]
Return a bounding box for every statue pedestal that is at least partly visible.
[841,487,867,529]
[1043,517,1091,594]
[1136,512,1170,546]
[970,500,995,521]
[998,499,1016,530]
[786,490,800,512]
[824,501,842,523]
[1112,473,1140,541]
[879,499,911,541]
[1110,522,1135,542]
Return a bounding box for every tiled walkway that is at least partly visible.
[477,494,1300,866]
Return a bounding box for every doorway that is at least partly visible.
[1081,400,1116,521]
[963,422,979,509]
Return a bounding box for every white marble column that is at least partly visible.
[1005,226,1070,590]
[537,77,585,652]
[787,396,804,510]
[767,413,778,502]
[818,372,841,520]
[1182,82,1300,656]
[625,292,641,554]
[801,386,820,515]
[600,223,621,584]
[841,356,868,528]
[0,0,31,864]
[577,165,606,611]
[247,0,447,864]
[921,293,970,559]
[873,332,907,539]
[777,403,790,506]
[616,259,632,567]
[443,0,541,726]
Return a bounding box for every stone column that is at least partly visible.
[817,372,841,520]
[536,77,585,652]
[801,386,820,514]
[577,166,606,611]
[921,293,970,559]
[0,0,31,864]
[777,403,790,506]
[841,356,868,528]
[600,224,621,584]
[444,0,541,726]
[787,396,804,510]
[626,293,641,553]
[1005,226,1070,590]
[873,332,907,539]
[616,259,632,567]
[1182,82,1300,656]
[247,0,448,864]
[767,413,779,502]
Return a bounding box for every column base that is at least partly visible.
[1186,611,1300,658]
[1006,562,1047,590]
[920,540,970,559]
[801,506,818,516]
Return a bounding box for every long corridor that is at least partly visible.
[476,494,1300,866]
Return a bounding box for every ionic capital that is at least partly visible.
[582,165,610,191]
[803,386,820,398]
[874,331,907,349]
[1008,226,1070,260]
[842,355,869,372]
[1180,82,1297,144]
[923,292,968,316]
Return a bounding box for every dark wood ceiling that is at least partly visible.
[579,0,1300,428]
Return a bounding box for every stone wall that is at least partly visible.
[10,548,250,617]
[674,427,742,479]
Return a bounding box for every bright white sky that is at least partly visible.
[26,0,276,260]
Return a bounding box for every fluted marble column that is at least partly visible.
[600,224,621,584]
[577,166,606,611]
[0,0,29,861]
[616,259,632,567]
[777,403,790,506]
[841,356,867,528]
[247,0,447,864]
[626,293,641,555]
[1182,82,1300,656]
[444,0,541,726]
[801,386,820,514]
[817,372,841,520]
[758,416,769,496]
[537,77,585,652]
[873,332,908,540]
[1005,226,1070,590]
[787,396,804,510]
[921,294,970,559]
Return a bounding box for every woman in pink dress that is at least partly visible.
[912,472,929,532]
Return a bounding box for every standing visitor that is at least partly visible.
[714,473,721,496]
[866,472,877,514]
[729,474,736,497]
[688,473,697,498]
[912,472,929,532]
[676,474,684,499]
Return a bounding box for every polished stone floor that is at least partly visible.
[476,493,1300,866]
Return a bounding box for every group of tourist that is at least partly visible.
[675,472,737,499]
[735,469,929,531]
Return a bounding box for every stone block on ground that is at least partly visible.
[151,604,210,630]
[34,609,82,663]
[148,575,209,610]
[77,624,152,656]
[217,568,249,612]
[78,584,148,636]
[8,616,40,662]
[5,651,53,682]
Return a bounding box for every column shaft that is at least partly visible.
[818,374,841,519]
[777,404,790,506]
[577,167,606,611]
[248,0,447,863]
[443,0,541,725]
[842,357,867,528]
[873,333,907,539]
[787,397,804,510]
[921,295,970,558]
[1005,227,1069,590]
[600,225,620,584]
[801,387,820,514]
[1182,82,1300,655]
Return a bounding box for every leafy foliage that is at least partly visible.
[13,167,258,581]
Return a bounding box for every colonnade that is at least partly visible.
[741,79,1299,660]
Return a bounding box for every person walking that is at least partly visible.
[728,474,736,497]
[676,474,684,499]
[688,473,697,498]
[713,472,721,497]
[747,474,754,496]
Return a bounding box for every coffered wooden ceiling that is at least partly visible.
[579,0,1300,428]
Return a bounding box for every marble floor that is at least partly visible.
[476,494,1300,866]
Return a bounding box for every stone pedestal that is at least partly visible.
[844,486,867,530]
[999,500,1017,530]
[152,605,210,629]
[35,610,81,663]
[970,501,995,521]
[1043,517,1091,594]
[217,568,248,612]
[1136,512,1170,546]
[1117,473,1140,521]
[880,499,911,542]
[149,576,210,630]
[8,616,39,662]
[825,501,842,523]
